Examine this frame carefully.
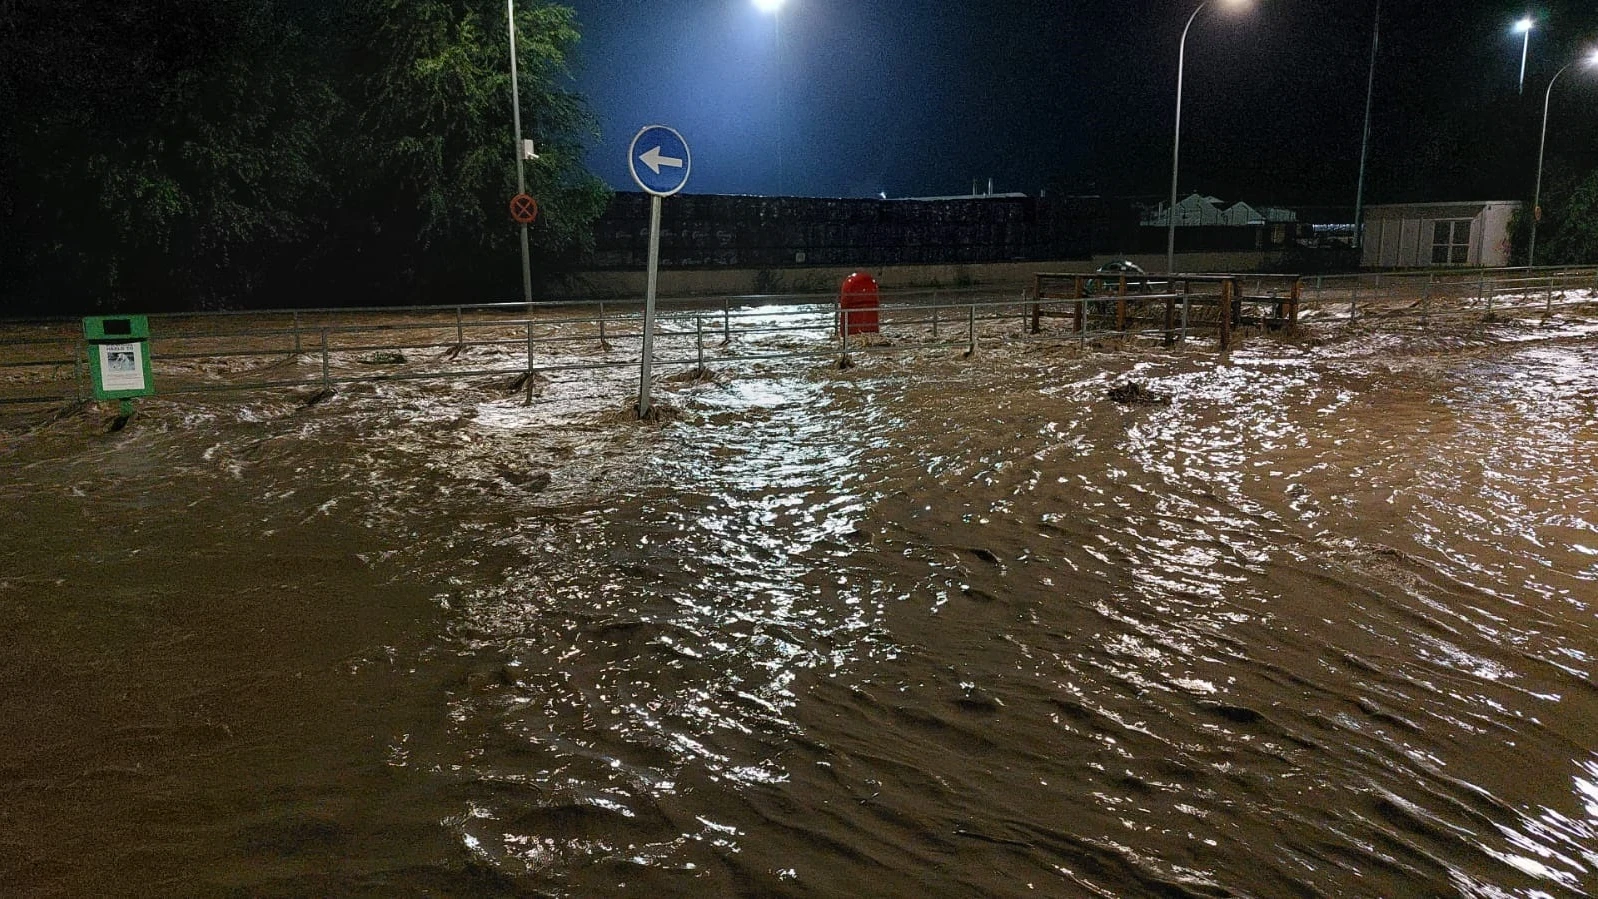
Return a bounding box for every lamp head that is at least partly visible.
[1515,17,1535,34]
[753,0,784,12]
[1218,0,1252,9]
[1587,48,1598,67]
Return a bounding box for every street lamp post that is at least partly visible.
[1515,17,1535,96]
[507,0,533,307]
[1353,0,1381,251]
[754,0,786,195]
[1529,50,1598,269]
[1168,0,1251,276]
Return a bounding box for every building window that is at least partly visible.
[1431,220,1472,265]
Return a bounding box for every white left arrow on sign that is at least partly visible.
[639,145,684,175]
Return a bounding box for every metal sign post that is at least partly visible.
[627,124,692,419]
[507,0,533,308]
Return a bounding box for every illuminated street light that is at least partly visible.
[753,0,785,11]
[1529,48,1598,268]
[1167,0,1253,275]
[1515,16,1535,95]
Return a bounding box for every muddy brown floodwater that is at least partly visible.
[2,307,1597,897]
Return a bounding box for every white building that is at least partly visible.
[1143,193,1299,227]
[1360,201,1521,268]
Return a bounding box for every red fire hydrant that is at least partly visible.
[838,272,880,337]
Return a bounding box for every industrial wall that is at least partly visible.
[585,193,1115,270]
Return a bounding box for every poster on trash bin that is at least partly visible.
[98,342,146,392]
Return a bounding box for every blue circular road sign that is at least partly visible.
[628,125,692,197]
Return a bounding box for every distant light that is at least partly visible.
[753,0,785,12]
[1515,16,1535,34]
[1218,0,1253,9]
[1588,48,1598,67]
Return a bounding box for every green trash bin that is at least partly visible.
[83,315,155,402]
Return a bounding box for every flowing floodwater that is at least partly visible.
[2,311,1596,896]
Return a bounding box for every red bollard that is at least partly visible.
[838,272,880,337]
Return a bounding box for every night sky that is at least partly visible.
[563,0,1598,209]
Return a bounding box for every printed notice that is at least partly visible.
[99,342,146,392]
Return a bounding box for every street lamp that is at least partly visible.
[1353,0,1381,251]
[1514,17,1535,95]
[1528,48,1598,269]
[1168,0,1252,275]
[754,0,786,194]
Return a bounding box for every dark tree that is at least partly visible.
[0,0,608,314]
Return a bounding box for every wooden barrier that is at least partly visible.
[1030,271,1302,349]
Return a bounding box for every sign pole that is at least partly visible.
[639,194,663,418]
[626,124,691,420]
[507,0,533,309]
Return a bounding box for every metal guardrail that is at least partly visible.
[2,267,1595,411]
[0,293,1054,409]
[1297,265,1598,324]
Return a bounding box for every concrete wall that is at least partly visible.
[550,252,1289,300]
[1478,203,1518,267]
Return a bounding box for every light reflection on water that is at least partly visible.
[387,329,1598,894]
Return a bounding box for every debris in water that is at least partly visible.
[665,366,721,386]
[628,400,681,424]
[357,351,406,365]
[496,466,552,492]
[301,388,334,407]
[505,371,549,396]
[1106,382,1170,405]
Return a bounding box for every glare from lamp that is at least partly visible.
[753,0,784,12]
[1515,17,1535,34]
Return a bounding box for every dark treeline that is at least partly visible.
[0,0,609,315]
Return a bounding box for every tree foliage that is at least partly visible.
[0,0,608,314]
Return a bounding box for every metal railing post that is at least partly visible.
[320,329,330,388]
[1180,280,1190,344]
[598,300,607,347]
[525,321,535,404]
[840,308,850,367]
[1546,275,1554,314]
[1019,290,1028,334]
[73,350,83,402]
[292,311,302,356]
[455,306,464,349]
[1422,273,1432,329]
[966,304,976,356]
[696,316,705,373]
[722,296,731,344]
[932,292,940,338]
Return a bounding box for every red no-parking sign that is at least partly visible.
[509,193,539,224]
